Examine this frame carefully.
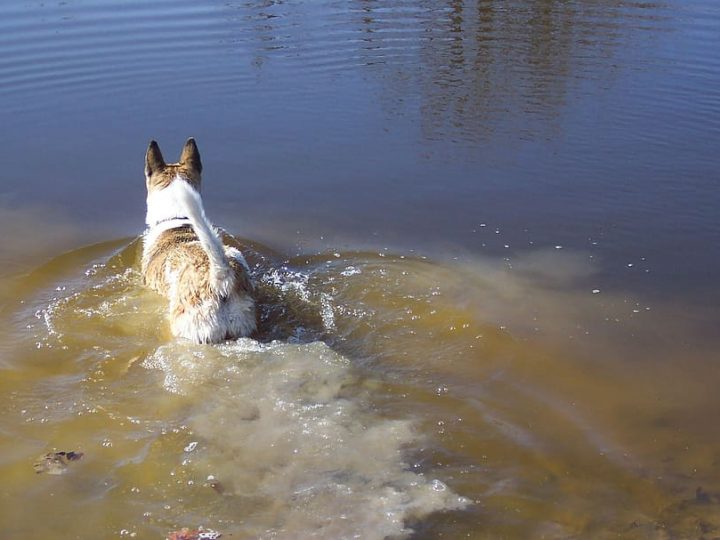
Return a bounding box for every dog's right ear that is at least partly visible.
[145,140,166,177]
[179,138,202,174]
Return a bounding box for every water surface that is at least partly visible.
[1,0,719,538]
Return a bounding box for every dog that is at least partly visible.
[141,138,256,343]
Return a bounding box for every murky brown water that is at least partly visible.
[2,237,719,538]
[1,0,720,538]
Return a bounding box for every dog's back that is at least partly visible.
[141,139,256,343]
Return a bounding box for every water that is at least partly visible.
[1,0,719,538]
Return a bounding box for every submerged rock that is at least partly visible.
[33,451,83,475]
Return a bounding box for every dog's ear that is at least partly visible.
[145,140,166,177]
[179,138,202,174]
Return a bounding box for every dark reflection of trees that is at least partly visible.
[221,0,288,70]
[222,0,667,143]
[351,0,667,142]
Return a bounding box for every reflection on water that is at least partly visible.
[1,0,720,537]
[215,0,673,142]
[351,0,666,143]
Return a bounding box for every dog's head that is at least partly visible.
[145,138,202,194]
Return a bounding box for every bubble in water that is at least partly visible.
[184,441,198,452]
[341,266,361,277]
[431,479,447,492]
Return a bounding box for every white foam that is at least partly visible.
[142,340,468,538]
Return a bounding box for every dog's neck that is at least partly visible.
[145,178,196,228]
[144,180,197,249]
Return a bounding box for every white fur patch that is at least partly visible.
[146,182,188,227]
[170,294,256,344]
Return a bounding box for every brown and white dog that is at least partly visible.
[141,138,256,343]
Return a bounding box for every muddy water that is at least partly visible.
[1,0,720,538]
[1,238,719,538]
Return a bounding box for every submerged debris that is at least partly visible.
[204,475,225,494]
[695,486,715,504]
[33,451,84,475]
[166,528,222,540]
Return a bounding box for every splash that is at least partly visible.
[143,339,469,538]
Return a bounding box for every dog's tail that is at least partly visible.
[170,178,234,293]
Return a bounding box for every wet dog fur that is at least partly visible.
[141,138,256,343]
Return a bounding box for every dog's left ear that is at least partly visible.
[180,138,202,174]
[145,140,166,177]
